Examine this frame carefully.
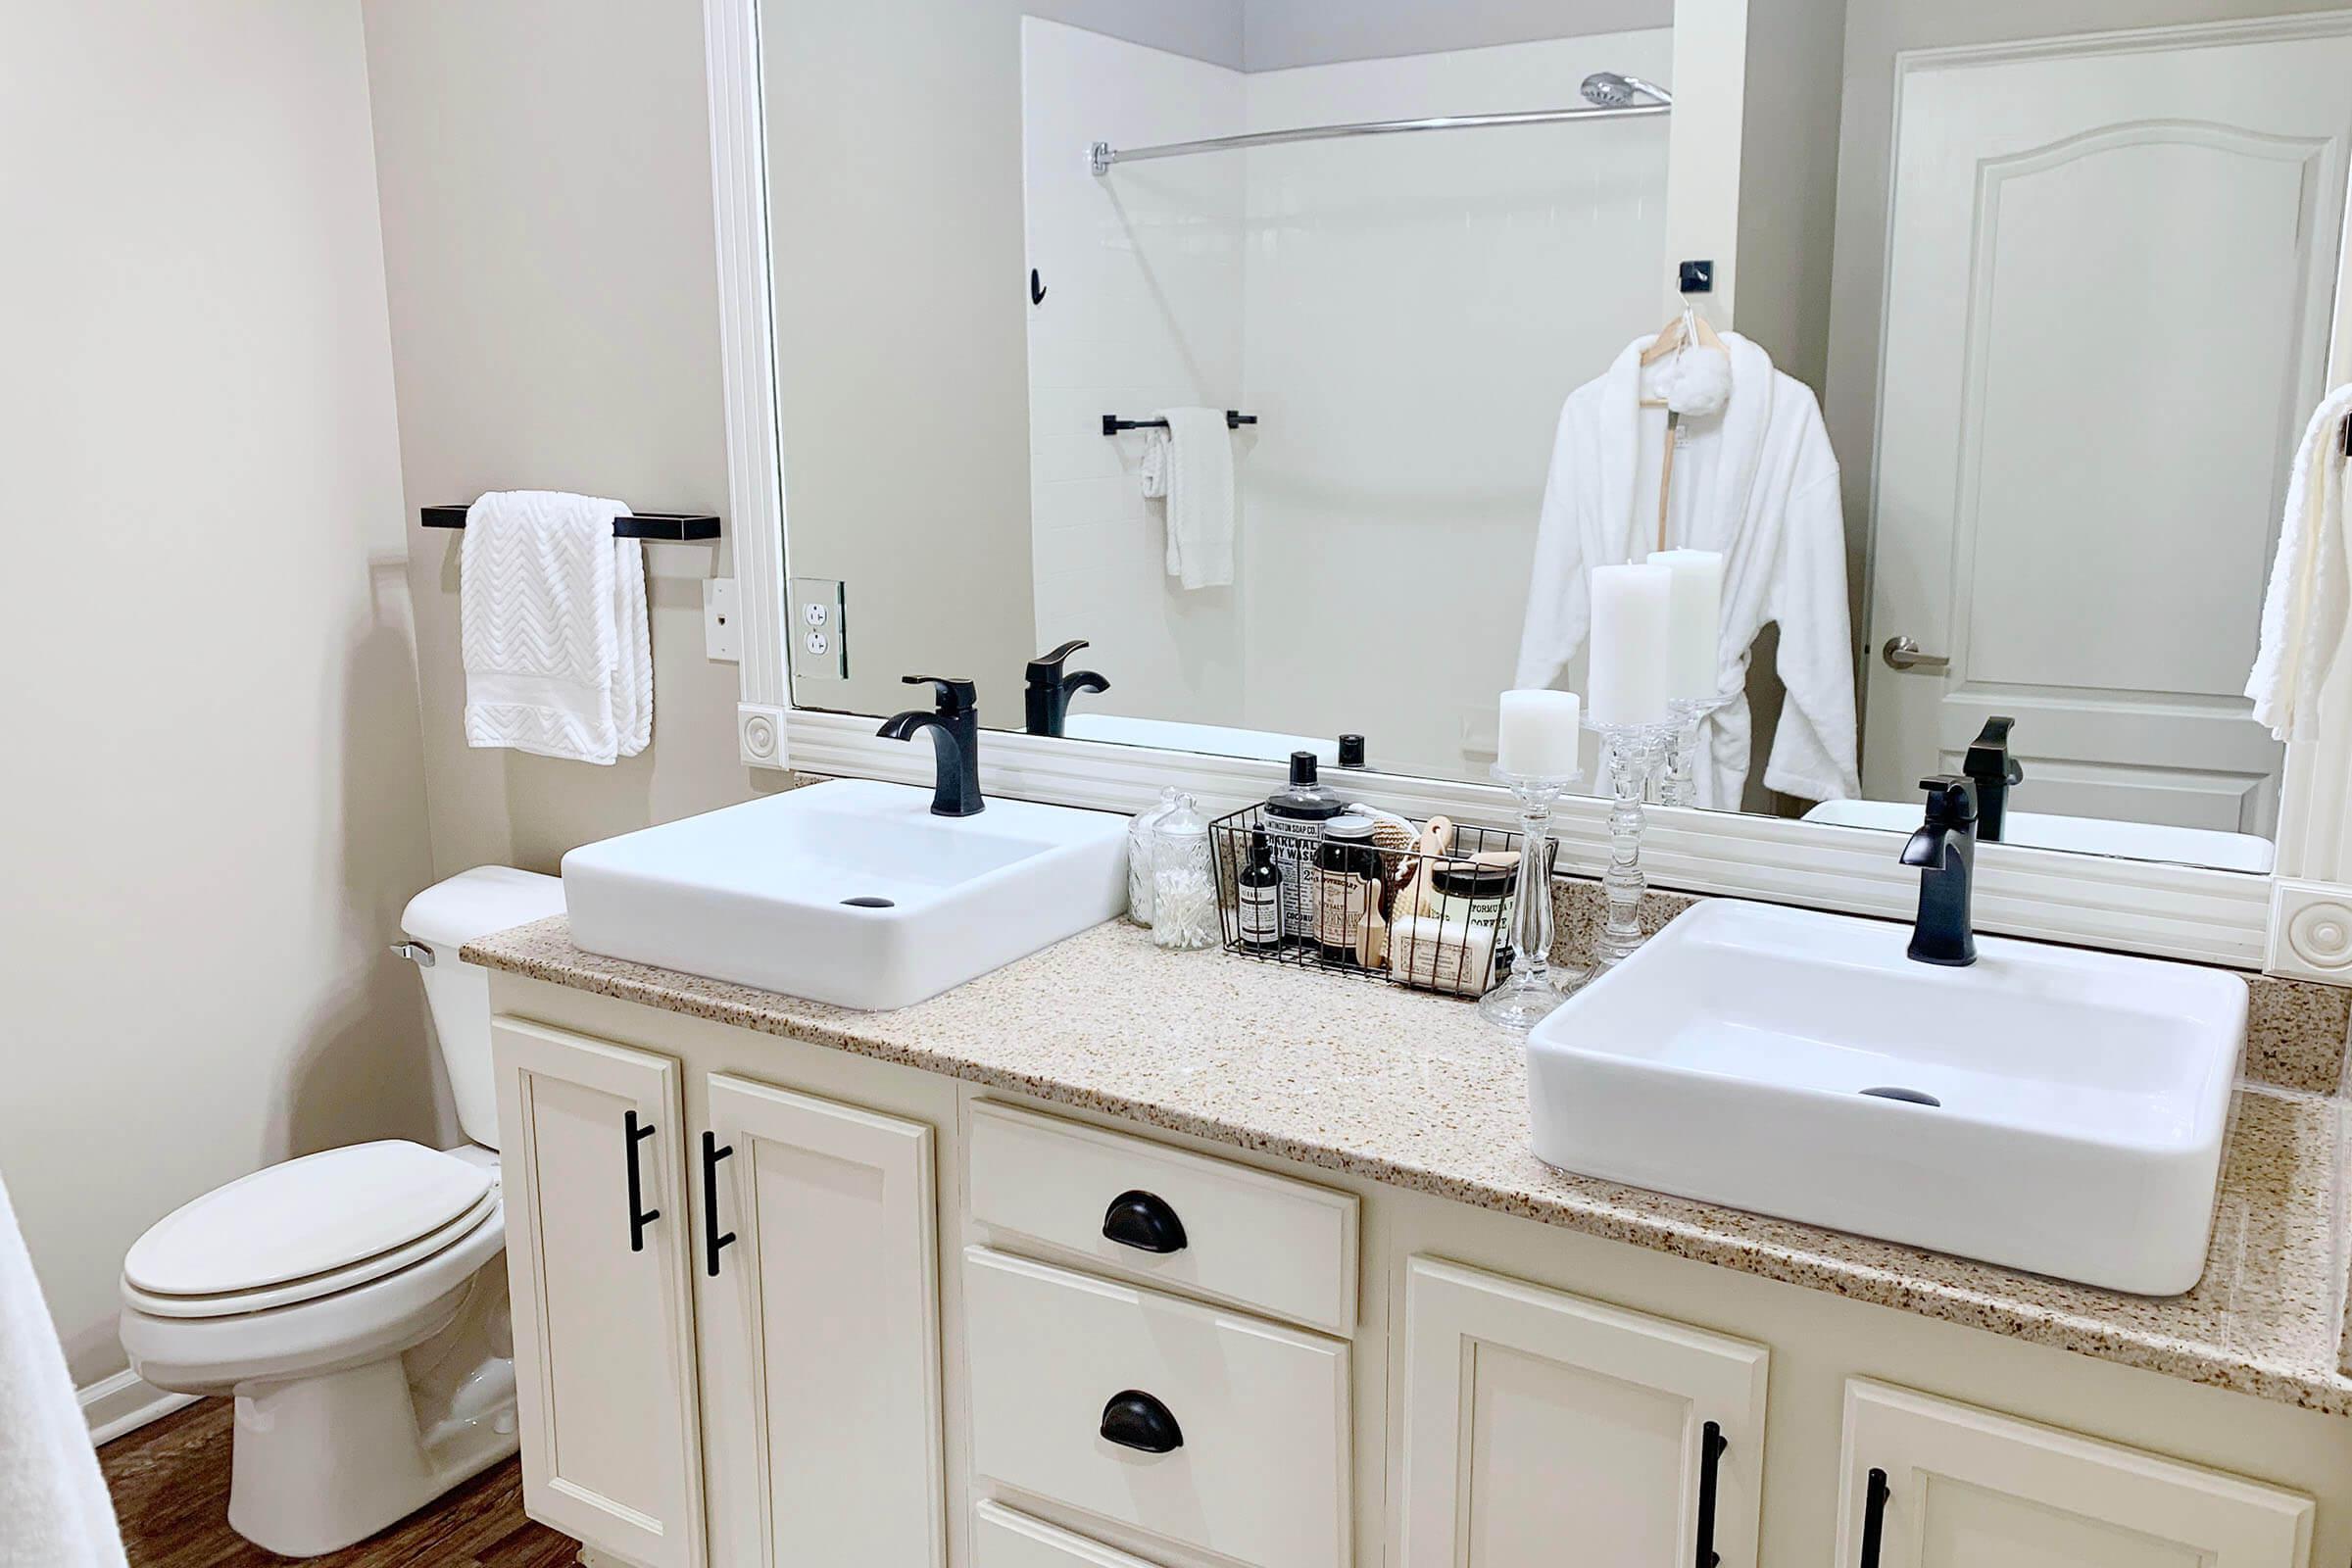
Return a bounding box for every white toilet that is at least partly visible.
[118,866,565,1558]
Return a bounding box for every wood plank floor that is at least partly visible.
[100,1399,578,1567]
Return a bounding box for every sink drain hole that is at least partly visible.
[1860,1086,1940,1107]
[842,896,896,908]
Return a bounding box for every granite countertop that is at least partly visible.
[467,915,2352,1416]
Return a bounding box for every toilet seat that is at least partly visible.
[123,1142,494,1315]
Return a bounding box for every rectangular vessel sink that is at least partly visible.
[1524,901,2246,1294]
[563,778,1127,1010]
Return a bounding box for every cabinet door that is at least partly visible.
[1398,1256,1768,1568]
[493,1020,706,1568]
[1837,1380,2312,1568]
[704,1073,945,1567]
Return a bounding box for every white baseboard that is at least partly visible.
[79,1367,198,1446]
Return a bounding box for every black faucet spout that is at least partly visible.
[879,675,984,816]
[1903,776,1978,967]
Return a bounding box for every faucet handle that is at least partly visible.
[1965,715,2024,787]
[1026,640,1090,682]
[903,674,978,713]
[1917,774,1978,827]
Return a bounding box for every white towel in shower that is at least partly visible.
[0,1172,128,1568]
[2248,383,2352,741]
[461,490,653,764]
[1155,407,1235,590]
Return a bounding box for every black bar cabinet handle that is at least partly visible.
[1694,1420,1726,1567]
[1099,1390,1184,1453]
[1859,1467,1889,1568]
[624,1110,660,1252]
[1102,1190,1188,1254]
[701,1131,736,1277]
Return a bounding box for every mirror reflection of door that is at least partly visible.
[1858,19,2352,841]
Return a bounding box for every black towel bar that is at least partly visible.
[1102,411,1257,436]
[420,505,721,542]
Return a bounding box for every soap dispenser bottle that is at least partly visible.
[1263,751,1344,946]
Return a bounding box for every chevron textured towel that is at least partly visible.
[461,491,653,763]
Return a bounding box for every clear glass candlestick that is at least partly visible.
[1657,694,1728,808]
[1589,719,1677,970]
[1479,768,1588,1032]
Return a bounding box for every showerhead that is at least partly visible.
[1580,72,1673,109]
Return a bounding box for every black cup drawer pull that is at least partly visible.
[1102,1190,1188,1253]
[624,1110,661,1253]
[1100,1390,1184,1453]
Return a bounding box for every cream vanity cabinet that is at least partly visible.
[492,1017,948,1568]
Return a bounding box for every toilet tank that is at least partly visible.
[401,867,566,1150]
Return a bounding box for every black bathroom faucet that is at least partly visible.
[1899,775,1978,967]
[1024,639,1109,737]
[1963,716,2024,843]
[877,675,984,816]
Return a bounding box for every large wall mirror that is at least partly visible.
[756,0,2352,882]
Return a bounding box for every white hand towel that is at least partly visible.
[0,1174,128,1568]
[462,490,654,764]
[2248,383,2352,741]
[1155,407,1236,590]
[1139,428,1169,499]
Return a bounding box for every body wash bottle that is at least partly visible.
[1263,752,1343,946]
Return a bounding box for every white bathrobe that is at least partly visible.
[1515,331,1860,807]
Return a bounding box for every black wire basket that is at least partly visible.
[1207,804,1524,999]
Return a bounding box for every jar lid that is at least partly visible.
[1431,858,1517,894]
[1154,792,1208,841]
[1324,812,1377,842]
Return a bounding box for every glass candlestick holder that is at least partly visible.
[1657,694,1731,808]
[1478,767,1589,1032]
[1588,718,1678,970]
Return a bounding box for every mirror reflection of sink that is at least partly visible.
[1062,712,1339,766]
[1801,798,2277,874]
[562,778,1127,1010]
[1525,901,2246,1294]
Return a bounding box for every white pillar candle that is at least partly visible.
[1647,548,1725,701]
[1496,689,1581,777]
[1588,563,1674,727]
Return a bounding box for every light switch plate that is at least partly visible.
[702,578,741,662]
[790,576,848,681]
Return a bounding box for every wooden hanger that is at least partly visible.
[1638,304,1724,546]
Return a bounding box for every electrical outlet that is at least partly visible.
[703,578,741,662]
[790,577,848,681]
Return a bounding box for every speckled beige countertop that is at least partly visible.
[467,914,2352,1416]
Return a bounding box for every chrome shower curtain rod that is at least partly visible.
[1089,99,1669,176]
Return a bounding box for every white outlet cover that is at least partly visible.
[703,578,741,662]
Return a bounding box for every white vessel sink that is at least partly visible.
[1524,900,2246,1294]
[562,778,1127,1010]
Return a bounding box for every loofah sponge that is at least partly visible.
[1655,344,1732,416]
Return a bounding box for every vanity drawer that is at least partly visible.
[973,1500,1166,1568]
[963,1247,1351,1568]
[967,1100,1359,1335]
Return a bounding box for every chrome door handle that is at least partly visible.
[1882,636,1950,672]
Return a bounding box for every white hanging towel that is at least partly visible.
[1515,330,1859,807]
[0,1173,128,1568]
[2246,383,2352,741]
[462,490,653,764]
[1155,407,1236,590]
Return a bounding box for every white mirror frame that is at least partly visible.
[702,0,2352,981]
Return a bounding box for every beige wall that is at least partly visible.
[0,0,439,1386]
[362,0,767,878]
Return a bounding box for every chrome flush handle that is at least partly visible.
[1881,636,1950,672]
[389,940,436,967]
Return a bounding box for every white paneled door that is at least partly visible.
[1837,1380,2312,1567]
[1396,1256,1769,1568]
[1862,17,2352,831]
[492,1020,706,1568]
[700,1073,946,1568]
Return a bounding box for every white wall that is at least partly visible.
[1021,21,1250,729]
[0,0,437,1386]
[1236,33,1674,776]
[362,0,773,877]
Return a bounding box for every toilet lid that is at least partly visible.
[123,1142,494,1298]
